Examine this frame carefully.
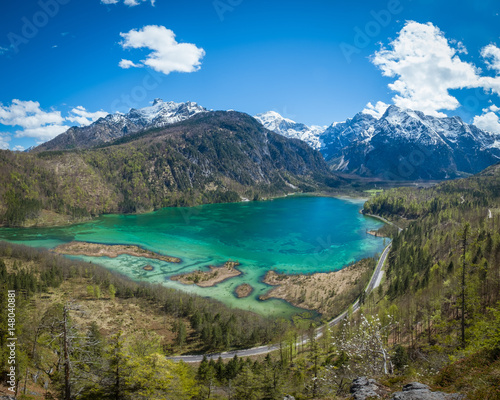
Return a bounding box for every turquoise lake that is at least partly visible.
[0,195,386,318]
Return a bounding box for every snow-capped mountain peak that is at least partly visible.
[35,100,208,152]
[127,99,207,127]
[254,111,326,149]
[325,105,500,179]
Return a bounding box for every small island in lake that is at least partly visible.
[171,261,241,287]
[143,265,154,271]
[54,241,181,263]
[234,283,253,298]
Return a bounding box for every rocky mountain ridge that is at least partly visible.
[258,105,500,180]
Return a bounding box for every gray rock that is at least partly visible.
[392,381,465,400]
[351,376,387,400]
[283,396,295,400]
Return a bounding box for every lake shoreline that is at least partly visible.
[1,195,387,317]
[0,191,370,229]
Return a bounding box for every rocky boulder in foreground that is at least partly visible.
[350,378,465,400]
[392,382,464,400]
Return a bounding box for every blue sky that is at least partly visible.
[1,0,500,150]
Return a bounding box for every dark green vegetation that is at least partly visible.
[358,162,500,398]
[0,111,341,227]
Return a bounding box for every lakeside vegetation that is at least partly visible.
[170,262,241,287]
[260,258,375,318]
[54,241,181,263]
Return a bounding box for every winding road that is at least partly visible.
[168,241,394,363]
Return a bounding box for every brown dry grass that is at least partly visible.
[33,277,180,342]
[260,259,373,316]
[171,261,241,287]
[54,241,181,263]
[235,283,253,298]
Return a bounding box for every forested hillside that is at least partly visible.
[0,111,340,227]
[357,162,500,396]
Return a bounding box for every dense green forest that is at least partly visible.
[0,112,341,227]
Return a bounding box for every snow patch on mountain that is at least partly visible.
[34,99,207,151]
[254,111,326,149]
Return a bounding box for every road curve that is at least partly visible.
[168,242,393,363]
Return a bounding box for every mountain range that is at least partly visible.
[257,105,500,180]
[33,99,500,180]
[35,99,208,151]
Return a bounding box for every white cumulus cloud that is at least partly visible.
[0,99,65,129]
[118,59,143,69]
[16,125,69,141]
[481,44,500,74]
[0,133,10,150]
[371,21,480,117]
[0,100,110,142]
[362,101,390,119]
[67,106,108,126]
[0,100,67,141]
[119,25,205,75]
[473,105,500,135]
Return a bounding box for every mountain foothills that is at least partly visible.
[258,105,500,180]
[0,111,339,226]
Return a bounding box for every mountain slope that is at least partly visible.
[0,111,340,226]
[34,99,207,152]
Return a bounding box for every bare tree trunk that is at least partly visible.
[461,224,470,349]
[63,305,71,400]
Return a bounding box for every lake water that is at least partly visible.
[0,195,386,318]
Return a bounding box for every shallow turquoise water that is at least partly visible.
[0,195,386,318]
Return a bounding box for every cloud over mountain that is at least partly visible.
[371,21,500,117]
[0,100,108,145]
